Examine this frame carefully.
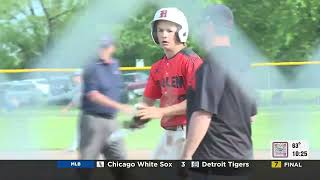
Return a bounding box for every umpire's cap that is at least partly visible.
[203,4,234,29]
[100,35,115,48]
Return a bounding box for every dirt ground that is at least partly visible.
[0,150,318,160]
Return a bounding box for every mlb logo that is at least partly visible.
[272,142,288,158]
[96,161,105,168]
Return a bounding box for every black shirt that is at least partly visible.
[187,47,257,160]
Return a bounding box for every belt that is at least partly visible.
[85,112,114,119]
[164,125,185,131]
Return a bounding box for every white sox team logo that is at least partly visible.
[159,10,167,18]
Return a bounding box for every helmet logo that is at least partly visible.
[159,10,167,18]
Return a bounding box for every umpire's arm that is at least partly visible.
[83,66,133,113]
[87,91,132,113]
[182,110,211,160]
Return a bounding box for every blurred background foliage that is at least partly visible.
[1,0,320,73]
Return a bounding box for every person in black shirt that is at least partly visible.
[182,4,257,178]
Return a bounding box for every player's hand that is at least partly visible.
[181,155,192,160]
[119,104,135,115]
[137,106,165,120]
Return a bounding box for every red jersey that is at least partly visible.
[144,48,203,128]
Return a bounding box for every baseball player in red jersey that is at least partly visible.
[136,7,203,159]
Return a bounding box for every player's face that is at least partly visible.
[156,20,179,50]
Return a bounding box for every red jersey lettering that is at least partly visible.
[144,48,203,128]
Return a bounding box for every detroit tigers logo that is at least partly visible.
[159,10,167,18]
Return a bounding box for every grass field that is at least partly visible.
[0,103,319,152]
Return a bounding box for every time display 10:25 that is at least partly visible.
[292,151,307,157]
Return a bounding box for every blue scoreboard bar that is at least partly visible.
[57,160,95,168]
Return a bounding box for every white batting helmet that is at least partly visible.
[150,7,189,44]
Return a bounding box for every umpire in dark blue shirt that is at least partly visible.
[79,36,134,161]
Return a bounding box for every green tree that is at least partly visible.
[2,0,320,76]
[0,0,88,69]
[115,3,161,66]
[217,0,320,61]
[205,0,320,78]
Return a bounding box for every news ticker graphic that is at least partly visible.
[271,140,309,159]
[1,161,320,180]
[56,160,308,169]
